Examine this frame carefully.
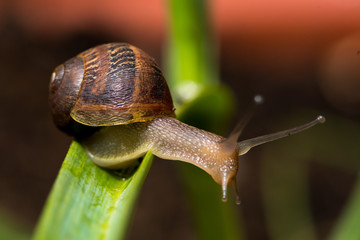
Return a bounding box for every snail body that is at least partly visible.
[49,43,325,203]
[82,117,238,188]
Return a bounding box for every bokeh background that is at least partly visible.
[1,0,360,239]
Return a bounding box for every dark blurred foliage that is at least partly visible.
[0,1,359,239]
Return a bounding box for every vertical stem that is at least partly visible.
[330,174,360,240]
[167,0,218,102]
[261,149,316,240]
[167,0,244,239]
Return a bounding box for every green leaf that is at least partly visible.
[33,142,153,240]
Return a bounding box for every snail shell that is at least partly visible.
[49,43,175,135]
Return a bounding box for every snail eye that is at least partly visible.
[50,64,65,93]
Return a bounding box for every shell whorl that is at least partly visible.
[49,43,175,135]
[49,56,84,134]
[71,43,175,127]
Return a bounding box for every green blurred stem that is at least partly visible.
[330,173,360,240]
[317,114,360,240]
[167,0,244,239]
[261,148,316,240]
[261,112,360,240]
[167,0,218,102]
[260,114,321,240]
[0,209,30,240]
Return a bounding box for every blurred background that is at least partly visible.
[0,0,360,239]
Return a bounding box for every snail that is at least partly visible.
[49,43,325,204]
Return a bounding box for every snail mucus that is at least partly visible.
[49,43,325,204]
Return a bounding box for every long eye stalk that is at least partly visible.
[237,115,325,156]
[223,95,325,204]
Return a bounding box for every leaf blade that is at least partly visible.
[33,142,153,240]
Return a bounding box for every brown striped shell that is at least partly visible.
[49,43,175,135]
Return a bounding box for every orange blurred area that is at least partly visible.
[6,0,167,48]
[5,0,360,35]
[320,33,360,113]
[4,0,360,52]
[2,0,360,96]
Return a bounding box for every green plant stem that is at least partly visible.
[167,0,218,102]
[167,0,244,239]
[0,209,30,240]
[261,145,316,240]
[330,173,360,240]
